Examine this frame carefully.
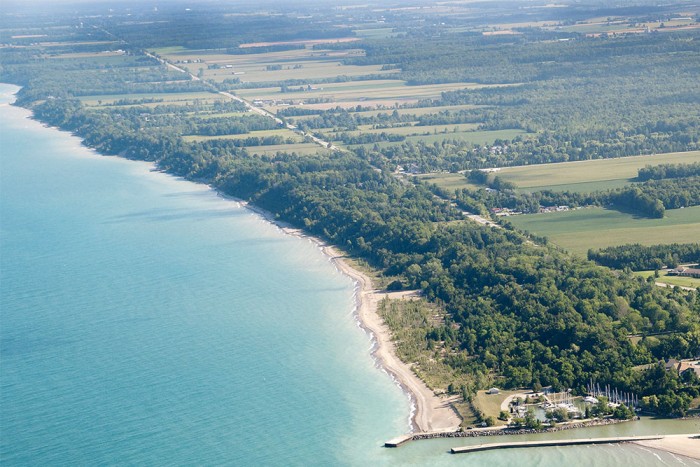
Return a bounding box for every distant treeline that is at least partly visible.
[346,29,700,85]
[638,162,700,181]
[588,243,700,271]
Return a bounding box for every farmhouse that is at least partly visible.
[665,359,700,377]
[678,360,700,377]
[667,267,700,278]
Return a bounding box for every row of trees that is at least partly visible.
[638,162,700,181]
[588,243,700,271]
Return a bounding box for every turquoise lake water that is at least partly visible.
[1,83,698,466]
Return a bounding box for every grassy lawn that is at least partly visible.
[634,270,700,289]
[415,172,482,191]
[497,151,700,192]
[472,389,524,424]
[508,206,700,256]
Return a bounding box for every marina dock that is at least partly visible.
[450,435,664,454]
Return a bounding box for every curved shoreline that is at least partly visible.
[320,244,461,433]
[4,83,458,435]
[238,199,461,433]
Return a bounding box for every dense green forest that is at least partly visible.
[2,0,699,418]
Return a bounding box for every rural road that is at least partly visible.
[145,52,340,151]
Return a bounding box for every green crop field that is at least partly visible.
[507,205,700,256]
[496,151,700,192]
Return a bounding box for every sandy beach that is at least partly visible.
[321,244,462,433]
[633,433,700,460]
[234,199,461,433]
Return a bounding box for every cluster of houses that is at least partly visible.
[490,207,521,217]
[252,99,295,107]
[395,164,422,175]
[489,205,572,216]
[487,144,509,155]
[539,205,570,214]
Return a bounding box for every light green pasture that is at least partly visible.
[497,151,700,193]
[508,206,700,256]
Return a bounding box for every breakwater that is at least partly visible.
[386,417,634,447]
[450,435,663,454]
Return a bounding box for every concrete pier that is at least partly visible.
[451,435,663,454]
[384,435,413,448]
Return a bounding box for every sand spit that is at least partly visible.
[633,433,700,460]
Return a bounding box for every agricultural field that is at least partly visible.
[555,14,698,34]
[329,122,479,139]
[79,92,225,107]
[183,128,301,143]
[154,46,392,84]
[352,28,399,39]
[346,128,528,150]
[235,80,504,108]
[246,143,329,156]
[508,205,700,256]
[496,151,700,192]
[348,104,488,119]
